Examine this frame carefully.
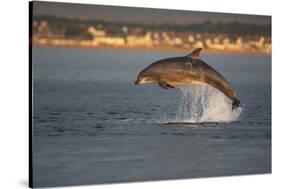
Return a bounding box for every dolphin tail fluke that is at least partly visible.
[232,97,242,110]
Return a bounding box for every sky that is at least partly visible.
[33,1,271,25]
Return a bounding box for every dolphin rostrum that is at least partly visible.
[134,48,242,110]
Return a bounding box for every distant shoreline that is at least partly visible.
[32,43,271,57]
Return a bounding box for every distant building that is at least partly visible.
[223,38,230,45]
[88,26,106,37]
[127,32,153,47]
[187,35,195,43]
[174,37,183,46]
[37,21,49,37]
[236,37,243,45]
[92,36,125,46]
[193,41,204,48]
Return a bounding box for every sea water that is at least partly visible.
[32,47,271,187]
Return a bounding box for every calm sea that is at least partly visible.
[32,47,271,187]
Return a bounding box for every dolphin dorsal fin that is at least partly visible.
[188,48,202,59]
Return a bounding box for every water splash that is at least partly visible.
[175,85,242,123]
[164,85,242,123]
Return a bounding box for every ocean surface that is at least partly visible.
[32,47,271,187]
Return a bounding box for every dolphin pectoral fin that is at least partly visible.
[158,81,175,89]
[158,81,169,89]
[167,83,175,88]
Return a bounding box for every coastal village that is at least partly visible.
[32,20,271,55]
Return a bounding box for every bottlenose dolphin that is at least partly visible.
[134,48,242,110]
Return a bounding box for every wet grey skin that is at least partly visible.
[134,48,242,110]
